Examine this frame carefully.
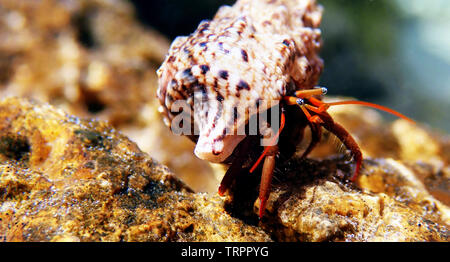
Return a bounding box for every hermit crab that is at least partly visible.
[156,0,413,218]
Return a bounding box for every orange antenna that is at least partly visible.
[324,100,415,124]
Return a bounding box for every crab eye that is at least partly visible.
[296,98,304,105]
[314,86,327,95]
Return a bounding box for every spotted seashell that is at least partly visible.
[157,0,323,163]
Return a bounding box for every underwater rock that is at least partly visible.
[215,101,448,242]
[0,0,217,193]
[220,105,449,242]
[0,0,448,242]
[0,97,270,241]
[0,97,448,242]
[250,156,449,241]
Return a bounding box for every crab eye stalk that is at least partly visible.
[318,87,327,95]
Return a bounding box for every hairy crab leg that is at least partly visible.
[296,95,414,181]
[285,95,363,181]
[249,91,412,216]
[317,111,363,181]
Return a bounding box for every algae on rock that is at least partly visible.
[0,97,270,242]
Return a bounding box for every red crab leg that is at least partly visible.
[284,96,324,158]
[248,111,285,218]
[287,94,413,183]
[218,157,244,196]
[218,138,251,196]
[258,144,278,218]
[249,112,286,173]
[285,96,363,181]
[303,97,414,176]
[284,96,323,124]
[303,96,414,181]
[300,122,322,159]
[318,111,363,181]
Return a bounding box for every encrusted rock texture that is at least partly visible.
[0,97,270,241]
[0,0,448,242]
[0,0,218,192]
[222,109,449,242]
[1,97,448,242]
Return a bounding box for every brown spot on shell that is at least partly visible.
[219,70,229,80]
[200,65,210,74]
[198,20,210,34]
[236,80,250,91]
[262,20,272,26]
[216,92,224,102]
[241,49,248,62]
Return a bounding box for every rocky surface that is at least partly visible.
[1,97,447,242]
[220,113,450,241]
[0,97,270,241]
[237,105,449,241]
[0,0,217,192]
[253,156,449,241]
[0,0,448,242]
